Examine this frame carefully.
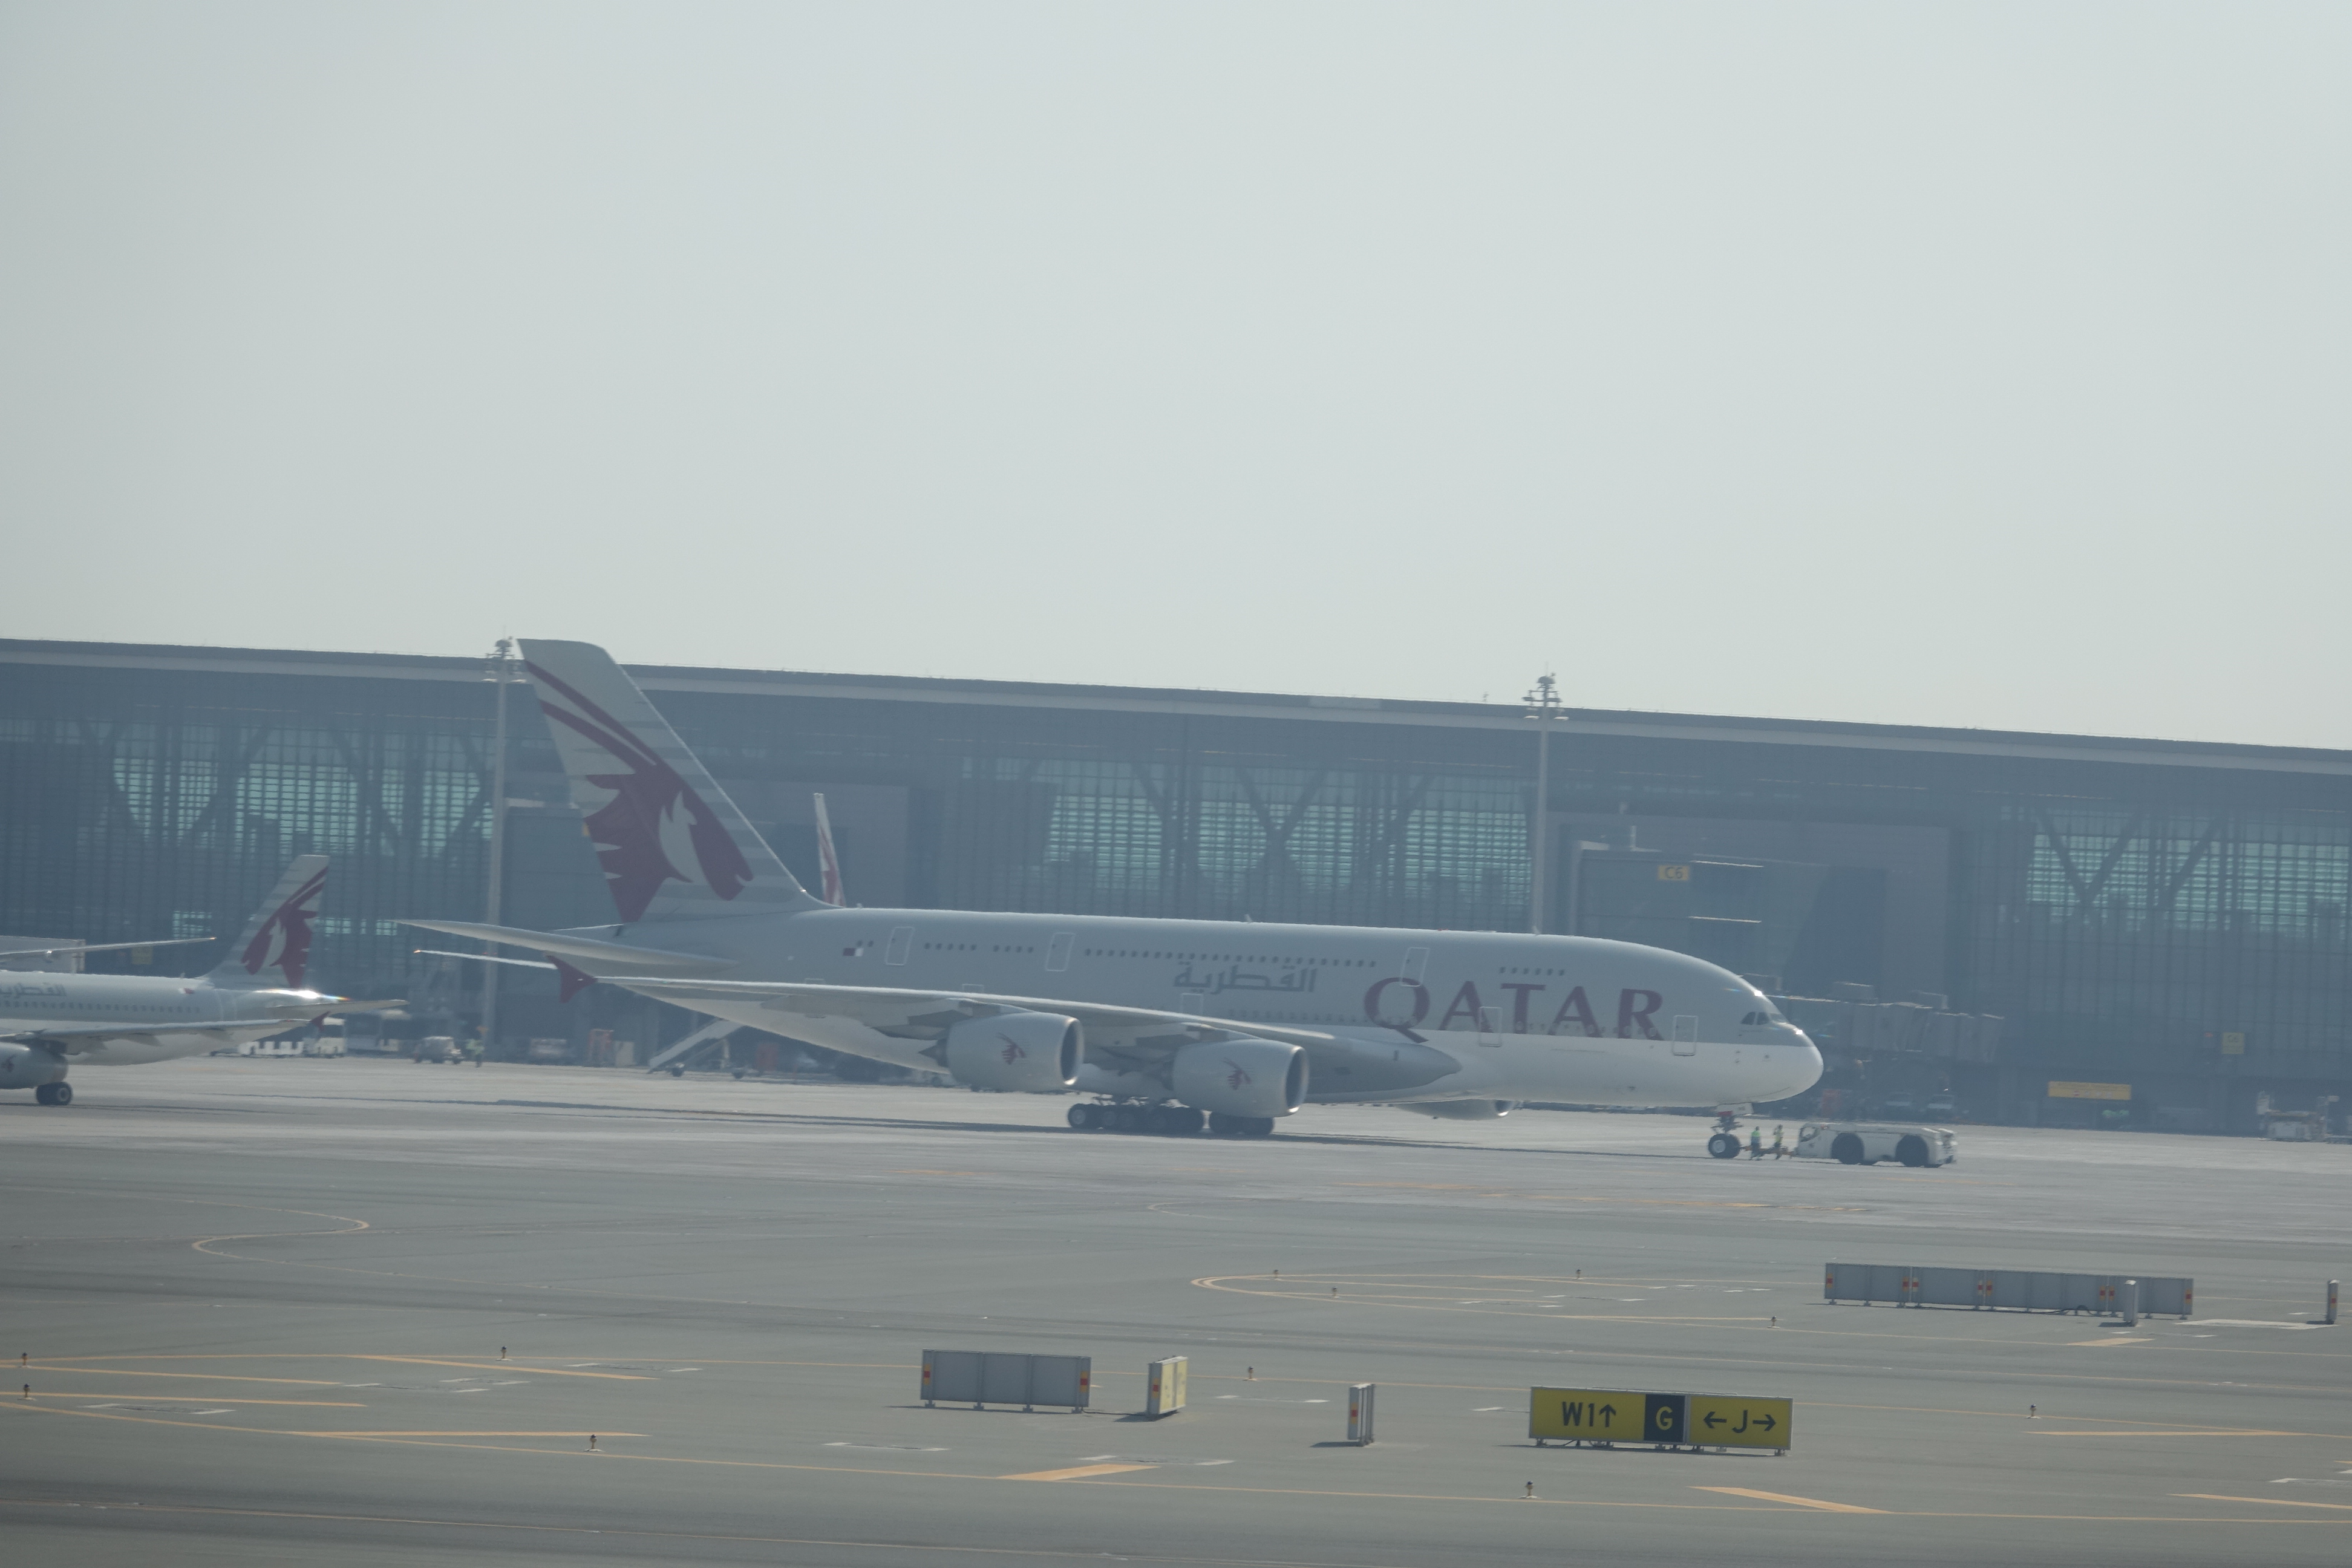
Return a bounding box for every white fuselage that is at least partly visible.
[0,973,324,1066]
[568,907,1824,1108]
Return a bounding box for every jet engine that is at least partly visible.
[936,1011,1082,1093]
[1400,1099,1515,1120]
[1171,1038,1308,1119]
[0,1043,67,1089]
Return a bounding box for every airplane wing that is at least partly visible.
[3,995,407,1052]
[599,974,1341,1072]
[0,936,215,963]
[3,1024,230,1054]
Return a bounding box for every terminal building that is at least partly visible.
[4,636,2347,1133]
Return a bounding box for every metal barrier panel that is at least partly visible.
[979,1354,1033,1406]
[923,1350,1091,1410]
[923,1349,985,1405]
[1028,1355,1091,1411]
[1830,1266,2196,1316]
[1918,1266,1976,1307]
[1347,1383,1375,1445]
[1145,1356,1186,1417]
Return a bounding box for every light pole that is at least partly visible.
[480,638,524,1054]
[1524,673,1567,934]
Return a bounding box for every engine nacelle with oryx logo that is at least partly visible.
[935,1011,1082,1093]
[1171,1039,1308,1119]
[0,1043,68,1089]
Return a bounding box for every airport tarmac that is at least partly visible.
[3,1057,2348,1567]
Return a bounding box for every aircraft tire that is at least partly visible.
[1207,1111,1238,1136]
[1112,1105,1145,1133]
[36,1082,72,1106]
[669,1066,685,1078]
[1706,1131,1740,1159]
[1244,1116,1276,1137]
[1067,1103,1096,1130]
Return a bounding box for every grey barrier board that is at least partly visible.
[921,1349,1093,1410]
[1027,1355,1090,1409]
[1826,1264,2192,1317]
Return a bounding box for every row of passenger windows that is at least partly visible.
[1083,950,1371,965]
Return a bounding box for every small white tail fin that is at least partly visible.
[208,854,328,990]
[812,792,844,906]
[517,639,818,923]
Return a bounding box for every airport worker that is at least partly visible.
[1772,1125,1786,1157]
[465,1035,485,1067]
[1748,1125,1763,1158]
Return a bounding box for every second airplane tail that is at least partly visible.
[517,639,821,924]
[206,854,328,990]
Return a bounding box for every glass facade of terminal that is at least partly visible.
[4,642,2347,1123]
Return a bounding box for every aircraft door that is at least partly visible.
[1671,1015,1698,1056]
[884,926,913,966]
[1045,932,1074,972]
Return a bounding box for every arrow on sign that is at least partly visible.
[1598,1404,1617,1424]
[1756,1413,1777,1432]
[1703,1411,1724,1429]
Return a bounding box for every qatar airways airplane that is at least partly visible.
[408,641,1820,1144]
[1,856,399,1106]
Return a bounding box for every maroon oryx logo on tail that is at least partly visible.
[243,866,324,988]
[528,662,753,921]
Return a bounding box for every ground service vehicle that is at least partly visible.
[1794,1121,1957,1167]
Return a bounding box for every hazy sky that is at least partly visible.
[4,3,2346,745]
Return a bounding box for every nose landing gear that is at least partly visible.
[35,1082,73,1106]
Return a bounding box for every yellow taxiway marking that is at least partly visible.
[2177,1494,2352,1511]
[6,1405,2347,1523]
[2036,1429,2301,1437]
[296,1431,644,1439]
[28,1367,348,1385]
[1000,1463,1156,1481]
[892,1170,984,1177]
[1694,1487,1884,1514]
[30,1394,364,1406]
[345,1356,647,1380]
[2067,1336,2151,1348]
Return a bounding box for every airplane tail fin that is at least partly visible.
[207,854,329,990]
[517,639,820,923]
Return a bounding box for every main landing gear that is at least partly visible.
[35,1082,73,1106]
[1065,1102,1275,1137]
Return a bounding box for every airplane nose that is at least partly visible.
[1792,1031,1824,1093]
